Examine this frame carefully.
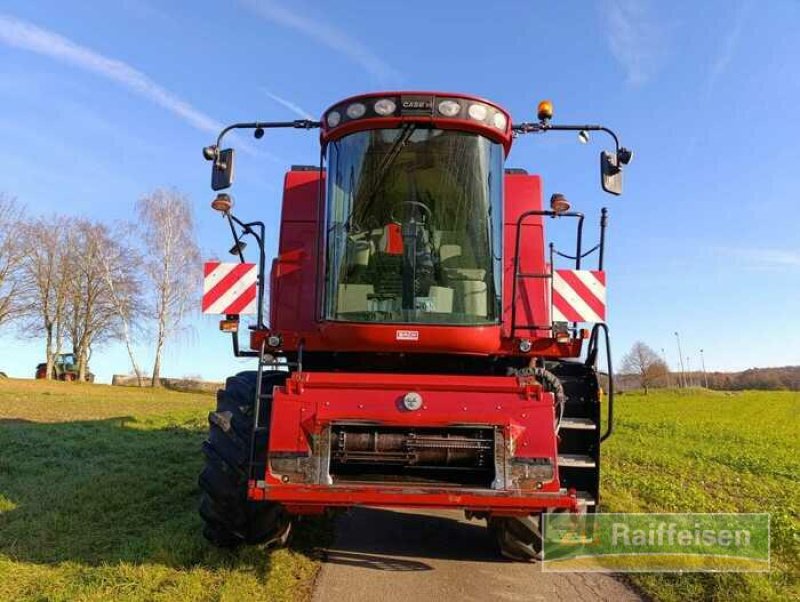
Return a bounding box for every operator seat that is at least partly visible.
[434,231,488,317]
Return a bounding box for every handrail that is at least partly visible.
[510,210,585,335]
[586,323,614,442]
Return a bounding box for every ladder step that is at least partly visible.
[560,418,597,430]
[558,454,596,468]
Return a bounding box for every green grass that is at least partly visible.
[602,388,800,602]
[0,379,331,602]
[2,380,797,601]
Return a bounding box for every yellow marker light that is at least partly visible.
[211,193,233,213]
[550,193,571,214]
[537,100,554,122]
[219,318,239,332]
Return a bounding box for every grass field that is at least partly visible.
[602,388,799,601]
[1,381,797,601]
[0,379,330,602]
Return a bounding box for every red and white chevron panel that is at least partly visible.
[552,269,606,323]
[202,262,258,315]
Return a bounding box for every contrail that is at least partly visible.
[262,89,315,120]
[0,13,220,133]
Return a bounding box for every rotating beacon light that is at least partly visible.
[537,100,554,123]
[211,193,233,213]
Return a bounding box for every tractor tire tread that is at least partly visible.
[198,370,289,548]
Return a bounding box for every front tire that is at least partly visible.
[488,513,543,561]
[198,371,291,547]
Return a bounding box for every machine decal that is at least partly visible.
[396,330,419,341]
[552,269,607,323]
[202,261,258,314]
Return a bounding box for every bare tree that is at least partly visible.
[17,217,75,379]
[0,194,24,327]
[621,341,668,395]
[63,221,145,381]
[97,222,146,385]
[137,189,200,386]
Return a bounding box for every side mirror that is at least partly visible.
[212,148,235,191]
[601,151,622,196]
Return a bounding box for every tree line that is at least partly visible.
[619,341,800,392]
[0,189,200,386]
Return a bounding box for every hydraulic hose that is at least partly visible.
[509,366,566,433]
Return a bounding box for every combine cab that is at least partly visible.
[198,93,631,560]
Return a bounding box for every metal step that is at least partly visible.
[558,454,597,469]
[560,417,597,430]
[576,491,596,507]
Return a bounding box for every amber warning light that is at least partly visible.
[537,100,554,122]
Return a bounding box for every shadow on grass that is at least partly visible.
[0,417,330,575]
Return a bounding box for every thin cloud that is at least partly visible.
[262,89,315,120]
[241,0,401,84]
[603,0,665,86]
[718,247,800,270]
[704,1,752,97]
[0,13,220,133]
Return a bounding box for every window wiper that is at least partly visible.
[360,124,417,218]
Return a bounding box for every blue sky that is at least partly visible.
[0,0,798,382]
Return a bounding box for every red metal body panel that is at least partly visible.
[263,168,582,358]
[502,173,550,338]
[247,372,579,514]
[252,487,577,514]
[270,170,322,333]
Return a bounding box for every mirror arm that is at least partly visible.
[512,122,621,155]
[228,214,268,329]
[225,212,246,263]
[215,119,321,149]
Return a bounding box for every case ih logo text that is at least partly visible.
[400,96,433,114]
[396,330,419,341]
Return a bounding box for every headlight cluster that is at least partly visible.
[438,98,508,131]
[323,96,508,132]
[326,97,398,128]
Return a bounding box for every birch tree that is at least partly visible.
[64,221,144,381]
[97,222,145,385]
[136,189,200,386]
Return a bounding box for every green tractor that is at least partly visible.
[35,353,95,382]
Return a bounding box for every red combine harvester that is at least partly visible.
[198,92,631,560]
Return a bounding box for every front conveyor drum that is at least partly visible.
[329,425,495,487]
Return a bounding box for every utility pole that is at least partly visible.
[661,347,672,388]
[674,331,686,388]
[700,348,709,388]
[686,356,693,388]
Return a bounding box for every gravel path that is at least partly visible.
[312,507,642,602]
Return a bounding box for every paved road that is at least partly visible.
[312,508,642,602]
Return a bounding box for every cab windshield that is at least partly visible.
[324,127,503,325]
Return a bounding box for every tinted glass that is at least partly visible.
[325,128,503,325]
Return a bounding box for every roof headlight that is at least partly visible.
[326,111,341,128]
[493,112,508,130]
[468,103,488,121]
[373,98,396,116]
[437,100,461,117]
[346,102,366,119]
